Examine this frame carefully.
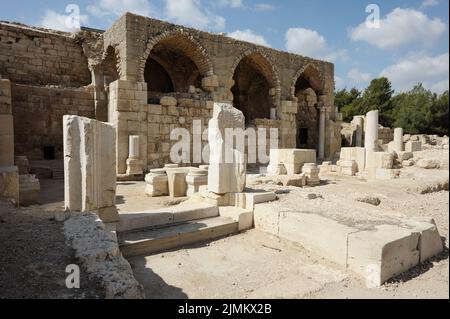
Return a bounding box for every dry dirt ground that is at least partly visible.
[0,191,104,299]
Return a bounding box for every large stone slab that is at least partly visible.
[208,103,246,194]
[254,202,444,288]
[347,225,420,288]
[63,116,118,222]
[269,149,316,175]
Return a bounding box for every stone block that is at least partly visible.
[63,116,118,222]
[347,225,420,288]
[279,212,356,266]
[0,165,19,205]
[396,152,413,162]
[279,174,306,187]
[167,170,188,197]
[302,163,320,186]
[266,163,286,175]
[366,151,394,169]
[269,149,316,175]
[208,103,246,194]
[339,147,365,172]
[339,160,357,176]
[160,96,177,107]
[145,169,169,197]
[405,141,422,153]
[219,206,253,231]
[19,174,40,206]
[245,192,277,210]
[186,169,208,196]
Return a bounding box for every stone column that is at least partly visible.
[364,110,379,154]
[126,135,143,175]
[0,78,19,205]
[318,106,327,160]
[393,128,404,153]
[64,115,118,222]
[208,103,246,194]
[352,116,364,147]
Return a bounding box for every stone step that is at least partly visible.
[219,206,254,231]
[119,216,238,258]
[117,203,219,232]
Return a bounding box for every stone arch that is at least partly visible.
[138,29,214,83]
[229,48,281,124]
[229,48,281,93]
[100,45,121,84]
[101,45,122,81]
[292,63,324,149]
[291,63,324,98]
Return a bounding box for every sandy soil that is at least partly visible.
[0,202,104,299]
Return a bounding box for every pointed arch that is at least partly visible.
[138,29,214,83]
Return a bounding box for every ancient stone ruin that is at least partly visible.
[0,13,448,299]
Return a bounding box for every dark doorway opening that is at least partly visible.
[298,128,309,148]
[43,146,55,160]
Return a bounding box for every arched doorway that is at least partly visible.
[231,52,277,126]
[141,33,213,102]
[293,65,324,149]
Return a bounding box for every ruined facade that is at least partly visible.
[1,13,340,173]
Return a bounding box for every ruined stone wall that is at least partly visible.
[0,22,91,86]
[103,13,338,162]
[12,84,95,160]
[378,127,394,145]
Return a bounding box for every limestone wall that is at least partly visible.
[0,22,91,86]
[12,84,95,160]
[378,127,394,145]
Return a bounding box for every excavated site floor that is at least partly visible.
[1,149,448,299]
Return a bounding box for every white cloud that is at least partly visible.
[324,49,349,63]
[254,3,275,11]
[350,8,446,50]
[40,9,88,32]
[285,28,327,57]
[87,0,153,17]
[347,68,372,83]
[165,0,226,30]
[217,0,244,8]
[228,29,270,46]
[421,0,439,9]
[285,27,347,62]
[380,52,449,93]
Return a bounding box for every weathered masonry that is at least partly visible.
[0,13,341,173]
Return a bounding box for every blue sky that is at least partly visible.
[1,0,449,94]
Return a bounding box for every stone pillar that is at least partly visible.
[318,106,327,160]
[109,80,148,175]
[126,135,143,175]
[208,103,246,194]
[393,128,404,153]
[364,110,379,154]
[0,78,19,205]
[352,116,364,147]
[63,115,118,222]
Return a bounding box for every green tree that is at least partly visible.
[391,84,433,134]
[358,77,394,127]
[335,87,361,122]
[430,90,449,136]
